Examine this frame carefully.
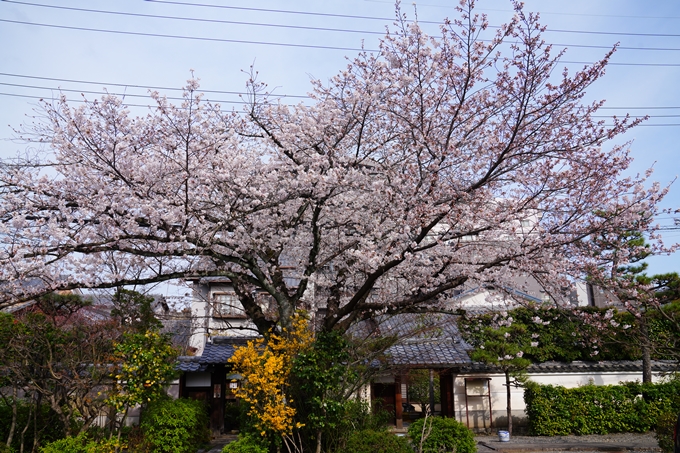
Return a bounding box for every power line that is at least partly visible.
[9,81,680,117]
[0,82,245,105]
[365,0,680,21]
[6,2,680,53]
[0,18,377,52]
[562,61,680,67]
[0,91,262,110]
[148,0,680,26]
[0,72,309,99]
[1,0,386,36]
[10,0,680,40]
[6,17,680,67]
[593,115,680,118]
[2,92,680,126]
[144,0,420,24]
[5,73,680,111]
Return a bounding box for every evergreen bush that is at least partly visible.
[655,412,677,453]
[408,416,477,453]
[0,398,64,452]
[222,434,268,453]
[525,380,680,435]
[140,397,210,453]
[337,429,412,453]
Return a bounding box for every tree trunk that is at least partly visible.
[505,370,512,435]
[32,392,42,453]
[6,385,18,448]
[642,344,652,383]
[315,430,322,453]
[428,369,435,416]
[19,401,32,453]
[640,321,653,383]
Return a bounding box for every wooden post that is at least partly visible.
[439,371,455,418]
[394,375,403,429]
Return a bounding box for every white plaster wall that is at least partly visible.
[451,370,663,430]
[574,281,589,307]
[189,282,210,355]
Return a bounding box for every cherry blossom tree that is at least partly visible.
[0,1,667,335]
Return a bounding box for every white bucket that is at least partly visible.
[498,430,510,442]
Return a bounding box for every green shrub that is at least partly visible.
[222,433,268,453]
[525,380,680,436]
[409,416,477,453]
[39,433,89,453]
[0,398,65,451]
[337,429,411,453]
[317,399,392,453]
[0,443,10,453]
[39,433,126,453]
[656,412,677,453]
[140,397,210,453]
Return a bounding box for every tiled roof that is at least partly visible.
[354,313,474,368]
[177,336,256,372]
[385,341,472,367]
[459,360,680,374]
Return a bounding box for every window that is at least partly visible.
[213,292,245,317]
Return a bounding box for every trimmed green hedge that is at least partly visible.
[140,397,210,453]
[338,429,412,453]
[525,380,680,435]
[408,417,477,453]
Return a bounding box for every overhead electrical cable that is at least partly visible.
[0,0,385,36]
[5,2,680,52]
[362,0,680,20]
[6,17,680,63]
[0,19,376,52]
[0,72,309,98]
[145,0,680,25]
[4,73,680,110]
[0,82,245,104]
[10,0,680,38]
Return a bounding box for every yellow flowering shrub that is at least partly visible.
[229,314,313,437]
[106,330,178,411]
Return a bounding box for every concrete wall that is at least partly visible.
[451,370,664,431]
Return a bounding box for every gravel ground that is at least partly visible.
[476,432,658,444]
[475,432,661,453]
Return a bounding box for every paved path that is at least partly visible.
[476,433,661,453]
[198,434,238,453]
[199,432,661,453]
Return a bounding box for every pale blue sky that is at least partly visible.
[1,0,679,280]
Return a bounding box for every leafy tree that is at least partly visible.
[289,330,356,453]
[0,1,665,339]
[338,430,412,453]
[406,369,440,416]
[110,288,162,333]
[0,297,117,445]
[408,417,476,453]
[106,330,178,431]
[139,397,210,453]
[228,313,313,449]
[460,311,533,435]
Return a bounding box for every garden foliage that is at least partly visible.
[139,397,210,453]
[459,306,644,363]
[221,434,268,453]
[408,416,477,453]
[107,330,179,411]
[39,433,125,453]
[228,313,313,439]
[655,412,679,453]
[337,429,412,453]
[524,379,680,435]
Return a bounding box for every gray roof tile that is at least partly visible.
[177,336,257,372]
